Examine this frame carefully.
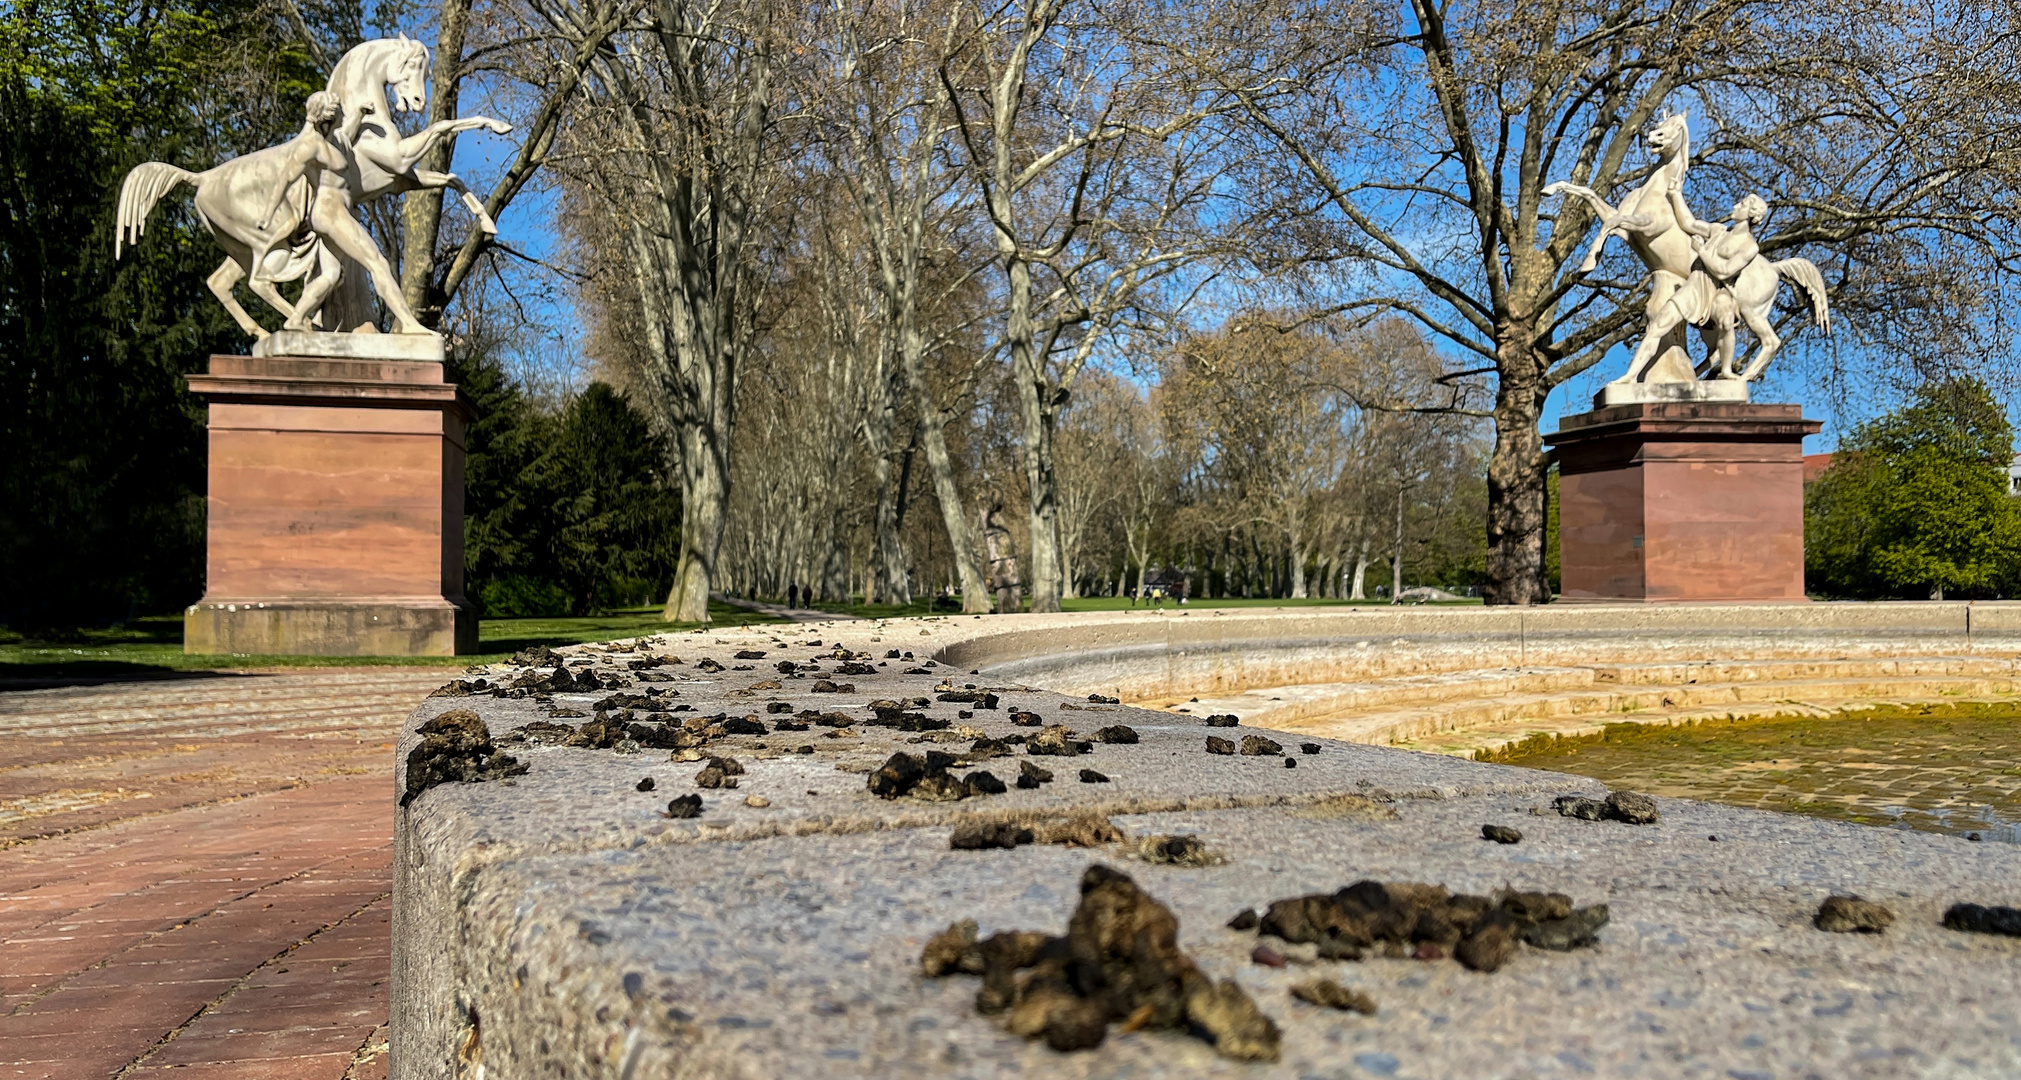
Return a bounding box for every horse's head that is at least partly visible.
[390,33,429,114]
[1645,112,1689,160]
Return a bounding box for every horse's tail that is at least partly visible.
[116,162,200,259]
[1774,257,1831,335]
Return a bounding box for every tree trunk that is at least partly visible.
[1390,480,1406,604]
[665,423,727,623]
[1482,356,1552,605]
[870,446,908,606]
[1007,257,1064,612]
[821,533,847,602]
[1289,520,1307,598]
[915,411,990,612]
[398,0,470,326]
[1350,537,1369,600]
[1061,523,1079,599]
[1127,526,1150,602]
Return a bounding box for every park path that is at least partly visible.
[713,595,863,623]
[0,669,447,1080]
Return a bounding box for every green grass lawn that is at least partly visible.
[3,592,1478,680]
[1056,595,1480,612]
[0,602,782,680]
[801,594,1480,619]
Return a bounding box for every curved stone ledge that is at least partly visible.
[393,605,2021,1079]
[941,603,2021,700]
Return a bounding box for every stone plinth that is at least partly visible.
[252,328,447,362]
[1594,377,1749,408]
[184,352,476,656]
[1546,401,1821,602]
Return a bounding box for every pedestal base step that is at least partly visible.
[1594,378,1750,407]
[252,329,446,362]
[185,598,477,657]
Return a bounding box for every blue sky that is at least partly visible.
[442,106,1930,457]
[416,22,1988,455]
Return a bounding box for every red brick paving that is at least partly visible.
[0,670,442,1080]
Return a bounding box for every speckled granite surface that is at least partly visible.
[392,613,2021,1079]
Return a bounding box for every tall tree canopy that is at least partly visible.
[1182,0,2021,602]
[0,0,317,627]
[1807,378,2021,600]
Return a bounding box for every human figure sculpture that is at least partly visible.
[1662,182,1830,382]
[248,91,429,334]
[1614,182,1762,383]
[115,35,511,341]
[251,93,344,273]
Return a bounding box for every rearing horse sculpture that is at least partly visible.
[326,35,510,235]
[114,36,511,339]
[1544,113,1705,385]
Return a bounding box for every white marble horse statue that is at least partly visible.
[114,35,511,340]
[1544,113,1705,385]
[115,127,350,339]
[1545,113,1830,386]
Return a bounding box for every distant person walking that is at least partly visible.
[787,582,801,608]
[982,501,1021,615]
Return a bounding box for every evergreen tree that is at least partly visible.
[456,357,682,617]
[0,0,316,628]
[544,383,682,614]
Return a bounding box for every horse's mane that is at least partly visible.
[325,37,427,99]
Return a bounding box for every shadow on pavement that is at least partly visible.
[0,663,256,692]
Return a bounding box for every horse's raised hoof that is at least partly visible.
[487,120,513,135]
[1543,182,1565,196]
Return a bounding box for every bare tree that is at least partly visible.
[1162,324,1352,598]
[560,0,793,622]
[940,0,1238,611]
[1182,0,2021,603]
[387,0,632,326]
[718,260,866,604]
[1052,372,1144,597]
[810,0,998,610]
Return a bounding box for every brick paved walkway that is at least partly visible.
[0,670,445,1080]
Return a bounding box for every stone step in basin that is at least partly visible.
[1162,665,2021,745]
[1272,675,2021,746]
[1139,655,2021,730]
[1389,697,1983,758]
[394,610,2021,1079]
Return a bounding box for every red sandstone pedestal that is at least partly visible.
[183,352,477,655]
[1545,401,1822,603]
